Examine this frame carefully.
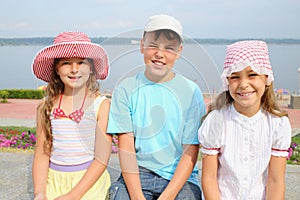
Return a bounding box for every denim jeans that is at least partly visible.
[109,166,202,200]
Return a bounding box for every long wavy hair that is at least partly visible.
[37,58,101,154]
[202,83,288,122]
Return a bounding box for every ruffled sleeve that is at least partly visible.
[271,116,292,157]
[198,109,224,155]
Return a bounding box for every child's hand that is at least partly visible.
[34,193,47,200]
[54,194,74,200]
[158,191,176,200]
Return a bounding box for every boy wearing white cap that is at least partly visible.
[107,14,205,199]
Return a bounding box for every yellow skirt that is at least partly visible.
[46,168,110,200]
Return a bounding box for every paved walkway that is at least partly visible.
[0,152,299,200]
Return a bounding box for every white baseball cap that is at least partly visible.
[144,14,183,42]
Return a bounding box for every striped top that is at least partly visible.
[50,96,106,165]
[198,104,291,199]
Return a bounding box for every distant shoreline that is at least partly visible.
[1,37,300,46]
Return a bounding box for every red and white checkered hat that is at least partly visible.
[32,31,109,82]
[221,40,274,91]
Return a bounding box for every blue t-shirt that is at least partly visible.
[107,72,206,185]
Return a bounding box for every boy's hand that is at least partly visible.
[158,192,176,200]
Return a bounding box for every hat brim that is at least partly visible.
[144,26,183,42]
[32,42,109,82]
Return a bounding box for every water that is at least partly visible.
[1,44,300,94]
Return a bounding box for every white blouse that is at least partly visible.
[198,104,291,199]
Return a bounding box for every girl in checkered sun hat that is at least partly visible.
[198,40,291,199]
[32,32,112,199]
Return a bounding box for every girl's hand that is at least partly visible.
[34,193,47,200]
[54,194,74,200]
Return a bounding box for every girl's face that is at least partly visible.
[56,57,91,91]
[227,66,268,117]
[140,32,182,83]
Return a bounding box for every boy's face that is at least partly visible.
[140,31,182,83]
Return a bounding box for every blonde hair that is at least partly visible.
[37,58,100,154]
[202,83,288,122]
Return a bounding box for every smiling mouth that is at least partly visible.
[238,91,255,96]
[68,76,81,80]
[152,60,166,67]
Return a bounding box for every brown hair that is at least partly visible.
[37,58,100,154]
[143,29,182,44]
[202,83,288,122]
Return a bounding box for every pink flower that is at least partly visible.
[30,134,36,141]
[0,142,8,147]
[287,147,293,160]
[112,145,118,153]
[21,132,26,139]
[112,136,118,144]
[292,142,297,148]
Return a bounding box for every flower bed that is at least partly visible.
[287,135,300,165]
[0,126,119,154]
[112,135,118,153]
[0,127,36,150]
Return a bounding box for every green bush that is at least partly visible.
[0,89,45,99]
[0,90,9,102]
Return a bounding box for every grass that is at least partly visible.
[0,126,36,133]
[287,134,300,165]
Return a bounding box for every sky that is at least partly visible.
[1,0,300,39]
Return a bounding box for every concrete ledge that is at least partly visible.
[0,152,299,200]
[292,128,300,137]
